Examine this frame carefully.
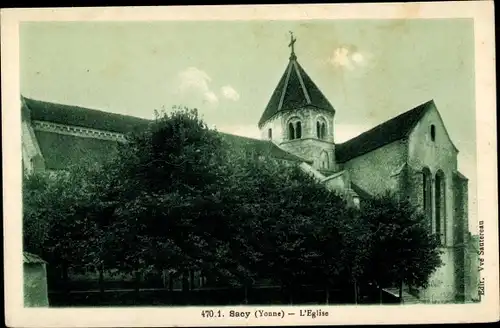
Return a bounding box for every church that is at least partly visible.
[21,35,473,303]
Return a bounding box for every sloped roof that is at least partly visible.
[22,97,151,134]
[350,182,373,200]
[258,57,335,127]
[219,132,312,164]
[35,129,307,170]
[23,97,307,169]
[454,171,469,181]
[336,100,433,163]
[34,130,119,170]
[23,252,47,264]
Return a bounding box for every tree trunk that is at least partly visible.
[61,264,68,281]
[189,270,195,290]
[244,284,249,305]
[353,280,358,304]
[182,271,189,291]
[280,284,286,304]
[168,272,174,306]
[182,270,189,305]
[61,263,69,294]
[98,264,105,296]
[399,279,404,304]
[168,272,174,291]
[379,284,383,304]
[134,271,141,293]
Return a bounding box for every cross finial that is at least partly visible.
[288,31,297,60]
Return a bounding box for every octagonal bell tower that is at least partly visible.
[258,33,337,172]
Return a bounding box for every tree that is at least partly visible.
[215,153,351,303]
[359,194,443,302]
[24,106,443,306]
[87,107,237,295]
[23,166,103,290]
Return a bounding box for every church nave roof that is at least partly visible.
[336,100,434,163]
[22,97,308,170]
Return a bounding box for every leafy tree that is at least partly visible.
[23,173,51,256]
[89,107,236,293]
[359,194,443,301]
[23,166,102,289]
[215,154,351,303]
[23,105,443,306]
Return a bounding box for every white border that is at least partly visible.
[2,2,498,326]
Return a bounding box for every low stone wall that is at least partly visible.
[24,262,49,307]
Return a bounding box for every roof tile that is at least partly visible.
[258,58,335,127]
[336,100,433,163]
[24,97,307,169]
[23,97,151,134]
[34,130,119,170]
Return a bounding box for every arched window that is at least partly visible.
[320,151,329,169]
[296,122,302,139]
[435,170,446,244]
[288,122,295,140]
[316,117,328,140]
[430,125,436,142]
[422,167,432,229]
[268,128,272,140]
[287,117,303,140]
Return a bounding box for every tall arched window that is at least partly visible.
[320,151,329,169]
[296,122,302,139]
[422,167,432,230]
[316,117,328,140]
[287,118,303,140]
[268,128,272,140]
[288,122,295,140]
[321,123,326,139]
[435,170,446,244]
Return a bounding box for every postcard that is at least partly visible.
[2,1,498,326]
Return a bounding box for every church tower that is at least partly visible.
[258,33,337,172]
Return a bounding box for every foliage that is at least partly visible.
[23,167,100,271]
[23,106,443,300]
[358,194,443,289]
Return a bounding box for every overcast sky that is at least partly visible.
[20,19,477,228]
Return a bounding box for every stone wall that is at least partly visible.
[418,248,457,302]
[453,173,469,247]
[341,139,408,196]
[260,115,284,142]
[452,172,469,301]
[24,263,49,307]
[322,171,349,194]
[260,106,336,171]
[464,235,480,302]
[22,120,46,174]
[407,104,459,247]
[280,138,335,171]
[406,104,465,303]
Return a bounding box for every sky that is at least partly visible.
[20,19,477,229]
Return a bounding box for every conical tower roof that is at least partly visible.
[258,34,335,127]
